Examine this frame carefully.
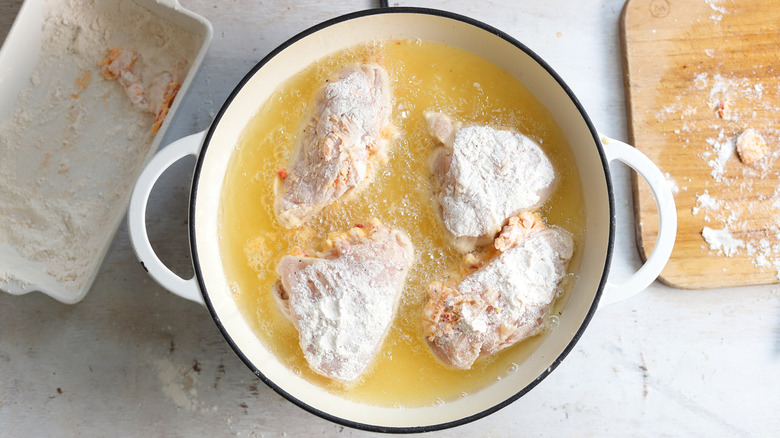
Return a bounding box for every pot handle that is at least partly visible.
[128,131,207,307]
[599,134,677,307]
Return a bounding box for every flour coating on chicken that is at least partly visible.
[275,219,414,382]
[424,111,556,251]
[275,64,393,228]
[422,213,573,370]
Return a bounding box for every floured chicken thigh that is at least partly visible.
[422,213,573,369]
[424,111,556,251]
[274,219,414,382]
[275,63,393,228]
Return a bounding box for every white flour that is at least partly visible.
[0,0,198,297]
[692,191,719,216]
[662,66,780,279]
[695,72,780,274]
[703,128,736,181]
[649,0,780,282]
[664,172,681,195]
[154,356,201,411]
[702,226,744,257]
[705,0,728,21]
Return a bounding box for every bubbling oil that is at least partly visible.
[218,40,586,406]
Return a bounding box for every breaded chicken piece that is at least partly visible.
[275,63,393,228]
[424,111,556,251]
[422,213,573,369]
[275,219,414,382]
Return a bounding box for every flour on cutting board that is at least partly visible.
[0,0,198,293]
[705,0,728,21]
[658,63,780,279]
[692,191,719,216]
[702,226,745,257]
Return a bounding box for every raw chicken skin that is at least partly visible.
[275,63,393,228]
[275,219,414,382]
[424,111,556,251]
[422,213,573,370]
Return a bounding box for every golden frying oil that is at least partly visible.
[218,40,586,407]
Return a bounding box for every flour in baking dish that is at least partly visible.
[0,0,198,294]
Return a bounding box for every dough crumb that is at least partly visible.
[716,99,731,119]
[735,128,767,164]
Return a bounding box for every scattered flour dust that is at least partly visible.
[154,356,202,411]
[703,127,736,181]
[690,71,780,279]
[655,8,780,281]
[705,0,728,21]
[0,0,199,298]
[664,172,681,194]
[692,191,719,216]
[150,351,220,414]
[702,226,744,257]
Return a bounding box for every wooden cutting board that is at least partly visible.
[621,0,780,289]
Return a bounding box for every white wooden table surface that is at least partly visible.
[1,1,778,436]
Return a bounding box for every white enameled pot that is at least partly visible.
[127,8,676,433]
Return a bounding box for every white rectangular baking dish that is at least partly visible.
[0,0,212,303]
